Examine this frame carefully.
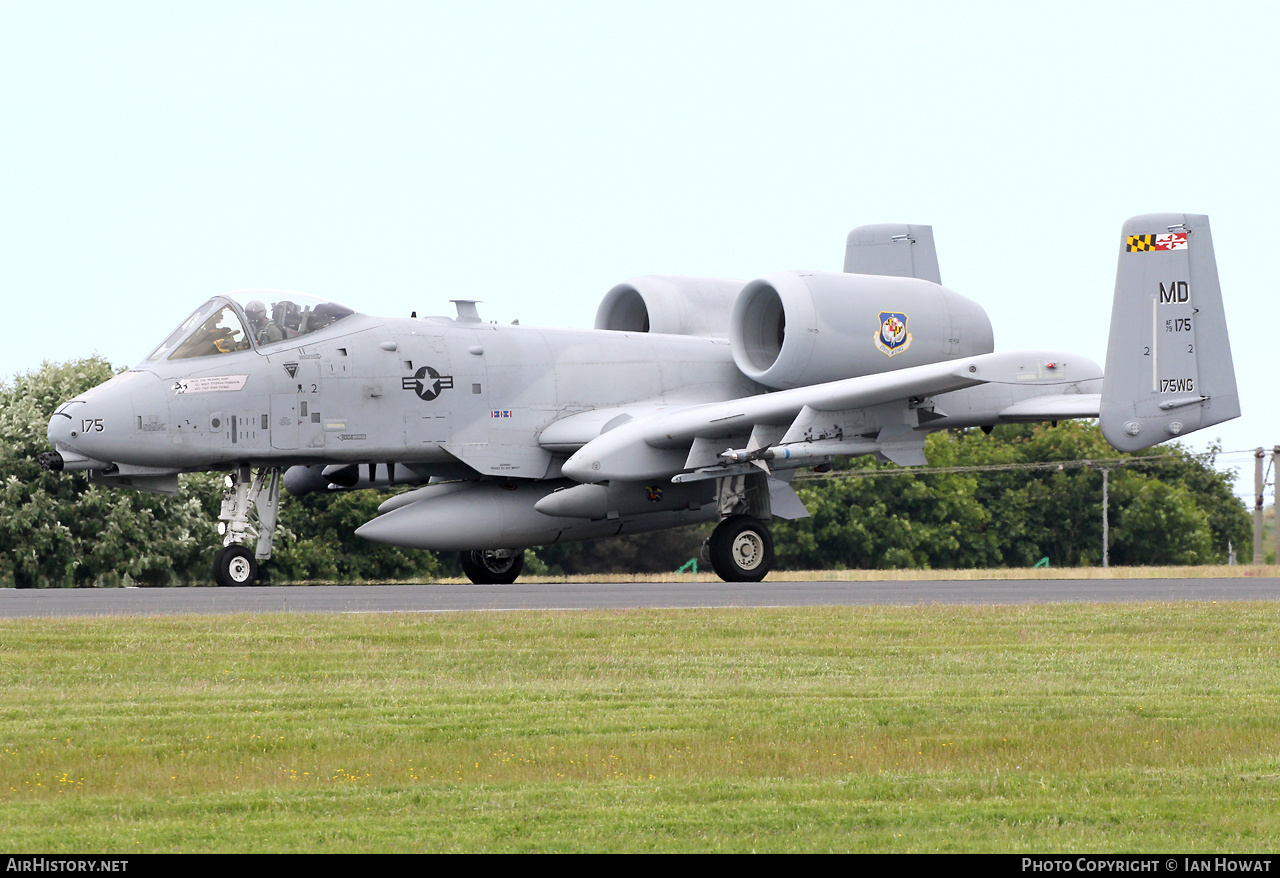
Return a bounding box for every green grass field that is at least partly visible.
[2,603,1279,852]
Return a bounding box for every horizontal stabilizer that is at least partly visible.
[999,393,1101,422]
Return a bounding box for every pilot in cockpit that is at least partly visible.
[245,300,285,345]
[305,302,343,332]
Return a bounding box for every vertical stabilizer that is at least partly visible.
[1100,213,1239,452]
[843,223,942,284]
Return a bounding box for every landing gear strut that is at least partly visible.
[214,465,281,587]
[460,549,525,585]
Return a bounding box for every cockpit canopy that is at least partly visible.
[147,291,356,361]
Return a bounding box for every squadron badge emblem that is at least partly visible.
[873,311,912,357]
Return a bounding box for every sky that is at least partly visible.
[3,1,1277,498]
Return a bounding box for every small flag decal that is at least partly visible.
[1126,233,1187,252]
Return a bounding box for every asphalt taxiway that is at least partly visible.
[3,577,1280,617]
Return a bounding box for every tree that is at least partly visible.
[772,422,1249,570]
[270,489,440,582]
[773,443,998,570]
[1109,475,1214,565]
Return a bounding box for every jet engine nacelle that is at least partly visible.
[595,275,744,338]
[729,271,996,390]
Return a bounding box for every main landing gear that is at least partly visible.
[706,515,774,582]
[460,549,525,585]
[704,471,776,582]
[213,465,281,587]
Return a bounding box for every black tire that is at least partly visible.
[214,545,258,587]
[708,516,774,582]
[459,550,525,585]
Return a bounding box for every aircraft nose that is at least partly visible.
[42,369,161,471]
[41,410,78,472]
[47,410,73,448]
[42,407,111,472]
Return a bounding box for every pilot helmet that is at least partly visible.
[245,300,267,324]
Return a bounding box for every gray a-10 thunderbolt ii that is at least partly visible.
[41,214,1238,586]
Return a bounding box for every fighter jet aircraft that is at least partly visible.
[40,214,1238,586]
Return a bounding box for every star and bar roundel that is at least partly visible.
[401,366,454,401]
[1126,232,1188,252]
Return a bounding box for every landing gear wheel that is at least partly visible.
[460,550,525,585]
[214,545,258,587]
[708,515,774,582]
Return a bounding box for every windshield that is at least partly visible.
[168,304,251,360]
[147,291,357,361]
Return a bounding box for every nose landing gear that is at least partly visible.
[214,466,280,586]
[213,545,258,587]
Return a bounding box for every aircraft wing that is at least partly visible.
[560,349,1100,483]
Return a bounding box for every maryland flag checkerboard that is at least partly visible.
[1126,232,1188,252]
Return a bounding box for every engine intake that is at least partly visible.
[730,271,994,389]
[595,275,744,338]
